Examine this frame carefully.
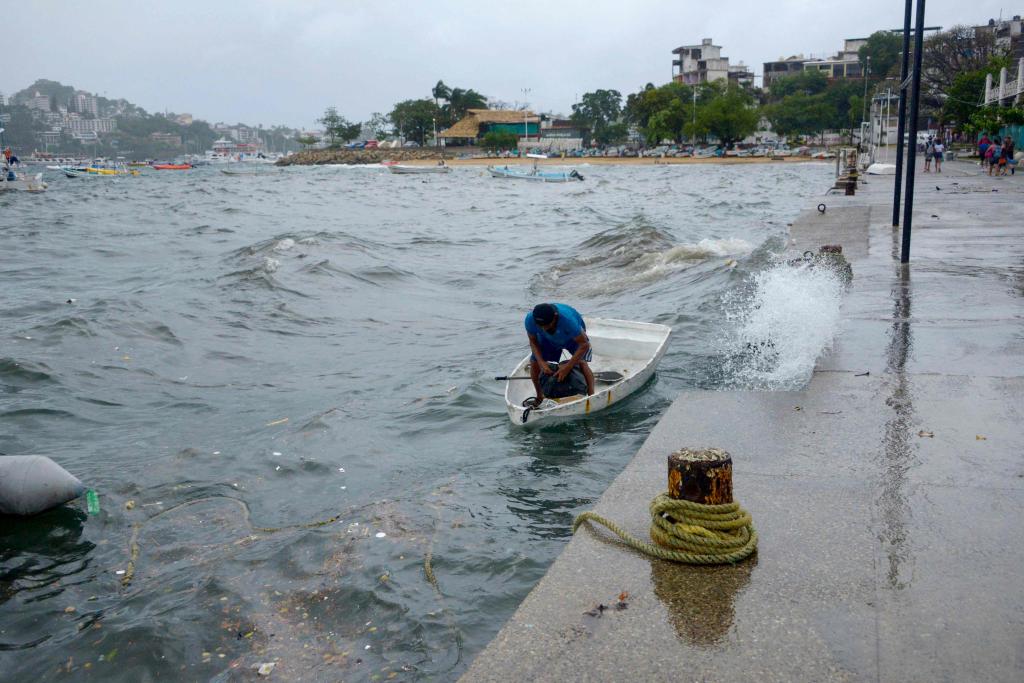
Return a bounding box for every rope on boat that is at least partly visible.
[572,492,757,565]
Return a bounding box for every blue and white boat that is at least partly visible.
[487,165,584,183]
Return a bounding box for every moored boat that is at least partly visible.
[152,164,192,170]
[503,318,671,426]
[387,164,452,174]
[487,165,583,182]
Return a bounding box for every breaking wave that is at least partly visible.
[717,260,845,389]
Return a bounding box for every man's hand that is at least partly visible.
[537,361,555,376]
[555,364,571,382]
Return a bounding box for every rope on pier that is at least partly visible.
[572,493,757,565]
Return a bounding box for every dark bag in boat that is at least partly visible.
[540,363,588,398]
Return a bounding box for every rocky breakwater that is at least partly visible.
[277,147,452,166]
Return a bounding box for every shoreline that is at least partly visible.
[278,148,827,167]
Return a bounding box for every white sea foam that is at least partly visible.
[721,261,844,389]
[274,238,295,251]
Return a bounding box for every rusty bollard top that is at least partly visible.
[667,447,734,505]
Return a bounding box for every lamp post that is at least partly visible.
[522,88,531,144]
[862,56,871,127]
[432,117,437,148]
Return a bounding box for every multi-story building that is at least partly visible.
[27,91,51,112]
[672,39,731,85]
[976,16,1024,60]
[150,132,182,146]
[37,130,61,146]
[0,92,6,106]
[763,56,808,87]
[65,117,116,134]
[72,92,99,117]
[802,38,866,79]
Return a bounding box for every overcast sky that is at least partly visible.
[5,1,1016,129]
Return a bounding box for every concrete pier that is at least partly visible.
[461,161,1024,682]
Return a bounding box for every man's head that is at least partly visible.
[532,303,558,332]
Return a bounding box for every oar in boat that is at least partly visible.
[495,370,624,383]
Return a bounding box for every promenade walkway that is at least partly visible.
[460,160,1024,682]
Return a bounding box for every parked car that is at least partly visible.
[402,141,420,147]
[364,139,379,149]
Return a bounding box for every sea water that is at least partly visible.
[0,161,836,680]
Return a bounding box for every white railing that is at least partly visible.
[984,58,1024,105]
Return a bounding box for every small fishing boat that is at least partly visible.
[487,165,583,182]
[866,162,896,175]
[0,170,47,192]
[152,163,192,170]
[502,318,672,426]
[387,164,452,174]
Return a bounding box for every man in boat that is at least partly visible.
[525,303,595,402]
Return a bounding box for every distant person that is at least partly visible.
[924,138,934,172]
[987,138,1001,176]
[1006,138,1017,175]
[1000,139,1012,176]
[524,303,595,404]
[933,140,944,173]
[979,135,991,168]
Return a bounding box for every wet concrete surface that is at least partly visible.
[460,161,1024,682]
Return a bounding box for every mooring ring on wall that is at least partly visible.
[817,203,827,213]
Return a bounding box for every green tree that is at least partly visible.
[443,88,488,126]
[296,134,319,149]
[366,112,392,139]
[481,130,518,152]
[432,80,451,108]
[768,70,828,100]
[858,31,903,79]
[390,99,441,145]
[572,89,624,145]
[695,83,759,148]
[318,106,360,146]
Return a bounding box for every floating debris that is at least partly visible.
[256,662,276,676]
[266,417,289,427]
[918,430,934,438]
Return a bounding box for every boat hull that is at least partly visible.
[504,318,671,426]
[487,166,582,182]
[387,165,452,174]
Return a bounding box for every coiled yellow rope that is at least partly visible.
[572,492,758,565]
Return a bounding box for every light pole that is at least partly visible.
[861,56,871,126]
[432,117,437,148]
[522,88,531,145]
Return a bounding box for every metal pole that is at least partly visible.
[892,0,914,226]
[901,0,926,264]
[862,56,871,125]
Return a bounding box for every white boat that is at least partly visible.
[503,318,672,426]
[866,162,897,175]
[0,169,47,192]
[487,165,583,182]
[386,164,452,174]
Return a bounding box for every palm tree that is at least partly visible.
[445,88,488,126]
[432,80,451,108]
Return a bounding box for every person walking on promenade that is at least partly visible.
[998,138,1011,176]
[979,134,991,169]
[987,138,1000,175]
[1006,138,1017,175]
[524,302,595,404]
[933,139,945,173]
[924,137,934,172]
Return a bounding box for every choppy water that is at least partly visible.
[1,162,836,680]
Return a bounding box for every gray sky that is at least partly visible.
[5,1,1015,129]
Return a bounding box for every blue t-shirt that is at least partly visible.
[525,303,586,350]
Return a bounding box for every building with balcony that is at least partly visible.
[976,15,1024,61]
[26,91,51,112]
[802,38,866,80]
[65,117,117,134]
[763,56,808,87]
[72,92,98,116]
[150,132,183,146]
[672,39,754,87]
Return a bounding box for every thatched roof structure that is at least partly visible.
[439,109,539,139]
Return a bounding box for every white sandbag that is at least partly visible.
[0,455,86,515]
